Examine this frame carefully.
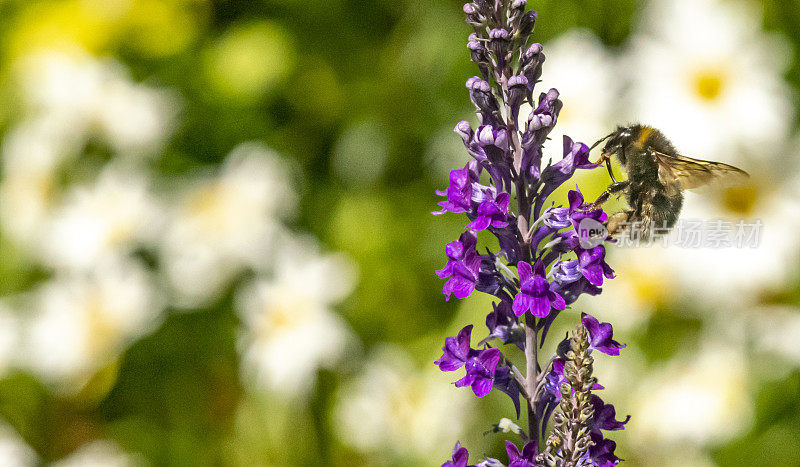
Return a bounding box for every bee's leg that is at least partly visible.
[606,211,631,235]
[591,181,630,208]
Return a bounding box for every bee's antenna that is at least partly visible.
[589,132,614,152]
[588,132,615,165]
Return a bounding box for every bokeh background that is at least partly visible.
[0,0,799,465]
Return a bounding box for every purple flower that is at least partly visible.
[587,433,622,467]
[476,125,511,168]
[467,188,511,231]
[494,225,522,263]
[486,300,516,337]
[455,348,501,397]
[519,43,544,95]
[552,246,614,288]
[520,88,561,180]
[581,313,626,356]
[454,121,511,192]
[467,77,502,126]
[467,34,491,79]
[567,187,608,233]
[476,255,503,297]
[551,270,602,306]
[577,245,615,286]
[536,136,600,217]
[506,75,528,122]
[438,231,481,300]
[434,161,481,215]
[443,442,470,467]
[589,394,630,435]
[505,440,537,467]
[435,325,478,372]
[512,261,565,318]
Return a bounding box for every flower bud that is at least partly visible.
[506,75,529,111]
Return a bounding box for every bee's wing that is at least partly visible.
[651,150,749,190]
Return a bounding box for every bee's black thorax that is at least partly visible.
[602,124,684,234]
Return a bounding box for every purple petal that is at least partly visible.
[533,260,546,278]
[517,261,532,283]
[445,240,465,260]
[505,440,523,461]
[496,192,511,210]
[450,443,469,467]
[454,372,475,388]
[478,348,502,373]
[512,293,532,317]
[581,263,605,286]
[548,289,566,311]
[472,377,494,397]
[450,277,477,300]
[528,275,549,296]
[581,313,602,337]
[467,215,492,231]
[568,187,584,211]
[530,295,551,318]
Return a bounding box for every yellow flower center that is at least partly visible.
[692,68,726,102]
[86,294,118,358]
[257,294,314,341]
[721,184,758,216]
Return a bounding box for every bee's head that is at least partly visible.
[601,126,635,164]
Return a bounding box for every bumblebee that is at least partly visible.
[590,124,749,239]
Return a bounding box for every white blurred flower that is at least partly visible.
[753,305,800,366]
[0,117,74,241]
[0,421,36,467]
[624,0,793,163]
[660,172,800,306]
[334,345,472,460]
[40,164,161,270]
[91,78,178,156]
[1,49,177,242]
[24,258,164,391]
[160,143,296,307]
[52,440,143,467]
[631,345,752,446]
[536,30,619,156]
[236,235,356,395]
[17,50,177,157]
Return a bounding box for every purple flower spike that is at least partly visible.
[512,261,565,318]
[505,440,537,467]
[589,394,631,434]
[581,313,626,356]
[438,231,481,301]
[455,348,501,397]
[467,189,511,231]
[434,3,628,460]
[443,442,470,467]
[435,325,478,372]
